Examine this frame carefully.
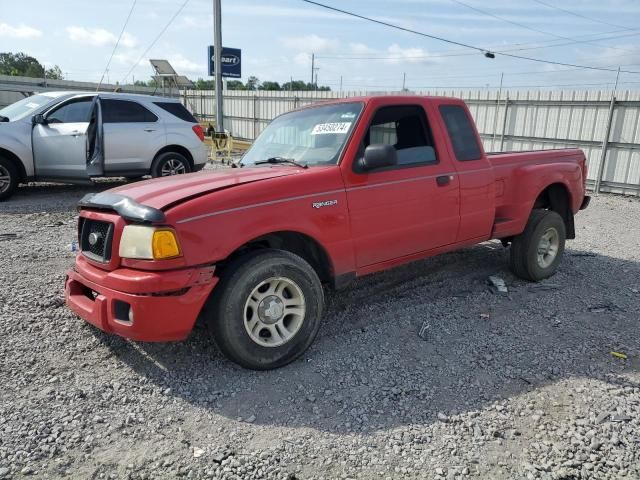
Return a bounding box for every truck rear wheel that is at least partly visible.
[509,209,566,281]
[206,249,324,370]
[0,158,19,201]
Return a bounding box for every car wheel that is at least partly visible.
[0,158,19,201]
[205,249,325,370]
[151,152,192,178]
[509,209,566,281]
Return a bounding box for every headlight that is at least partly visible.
[119,225,182,260]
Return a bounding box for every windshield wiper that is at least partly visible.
[254,157,308,169]
[0,115,9,122]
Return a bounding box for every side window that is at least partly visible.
[102,99,158,123]
[47,98,93,123]
[439,105,482,161]
[361,105,437,169]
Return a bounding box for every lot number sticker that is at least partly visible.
[311,122,352,135]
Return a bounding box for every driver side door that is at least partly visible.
[32,96,103,180]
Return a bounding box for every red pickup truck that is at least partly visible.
[65,95,590,369]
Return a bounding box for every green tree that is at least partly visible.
[0,52,63,79]
[281,79,331,91]
[226,80,245,90]
[45,65,64,80]
[195,78,215,90]
[259,81,281,91]
[245,76,260,90]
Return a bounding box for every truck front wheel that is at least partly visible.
[509,209,566,281]
[206,249,325,370]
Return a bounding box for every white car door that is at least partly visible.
[101,98,165,174]
[32,96,101,180]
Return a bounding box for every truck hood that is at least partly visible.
[107,168,303,211]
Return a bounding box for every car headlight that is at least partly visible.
[119,225,182,260]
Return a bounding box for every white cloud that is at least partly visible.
[383,44,439,64]
[66,26,137,48]
[282,34,339,53]
[167,54,206,73]
[225,5,349,21]
[293,52,311,67]
[178,15,212,29]
[0,23,42,39]
[349,43,376,55]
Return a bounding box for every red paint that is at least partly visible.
[65,95,588,342]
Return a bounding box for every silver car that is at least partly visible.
[0,91,208,200]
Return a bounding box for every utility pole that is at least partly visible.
[213,0,224,132]
[310,53,315,85]
[339,75,343,95]
[402,72,406,91]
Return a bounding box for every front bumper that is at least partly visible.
[65,257,218,342]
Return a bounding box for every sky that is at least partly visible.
[1,0,640,91]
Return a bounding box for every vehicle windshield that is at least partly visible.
[241,102,363,167]
[0,94,55,122]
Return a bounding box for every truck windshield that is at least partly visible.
[0,94,54,122]
[241,102,363,167]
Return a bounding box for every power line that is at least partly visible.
[98,0,137,90]
[300,0,640,75]
[530,0,635,31]
[449,0,637,54]
[299,0,486,54]
[315,30,640,60]
[121,0,190,84]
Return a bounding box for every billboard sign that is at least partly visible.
[208,46,241,78]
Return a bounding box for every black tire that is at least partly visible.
[205,249,325,370]
[0,157,19,201]
[509,209,566,281]
[150,152,192,178]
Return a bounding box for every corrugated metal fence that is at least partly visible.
[1,74,638,195]
[184,89,640,196]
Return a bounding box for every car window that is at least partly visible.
[102,99,158,123]
[153,102,197,123]
[439,104,482,161]
[0,94,54,121]
[361,105,437,169]
[47,98,93,124]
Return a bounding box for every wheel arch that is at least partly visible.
[218,230,335,287]
[533,182,575,239]
[0,147,27,182]
[153,145,194,169]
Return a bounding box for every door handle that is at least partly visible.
[436,175,454,186]
[71,131,81,137]
[144,128,155,132]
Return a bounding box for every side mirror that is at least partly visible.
[359,144,397,171]
[32,114,47,125]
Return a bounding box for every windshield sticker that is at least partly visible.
[340,112,356,119]
[311,122,352,135]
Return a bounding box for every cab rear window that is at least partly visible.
[439,105,482,161]
[153,102,197,123]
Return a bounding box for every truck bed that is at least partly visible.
[486,148,587,239]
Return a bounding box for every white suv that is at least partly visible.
[0,91,208,200]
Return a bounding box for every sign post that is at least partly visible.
[213,0,224,131]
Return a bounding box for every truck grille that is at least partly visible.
[79,218,114,263]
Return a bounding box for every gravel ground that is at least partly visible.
[1,179,639,480]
